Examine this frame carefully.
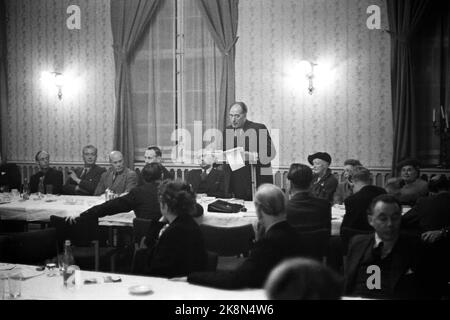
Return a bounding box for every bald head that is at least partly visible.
[254,184,286,217]
[109,151,124,173]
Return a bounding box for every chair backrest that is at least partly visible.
[132,218,153,245]
[199,224,255,257]
[50,215,99,247]
[1,228,58,265]
[294,227,330,262]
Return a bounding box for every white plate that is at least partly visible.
[129,285,153,295]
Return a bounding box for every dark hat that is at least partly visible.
[308,152,332,165]
[396,158,421,170]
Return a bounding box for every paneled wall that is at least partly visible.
[4,0,115,163]
[236,0,392,168]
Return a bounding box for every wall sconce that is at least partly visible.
[41,71,65,100]
[299,60,317,95]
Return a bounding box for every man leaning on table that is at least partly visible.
[30,150,63,194]
[94,151,137,196]
[179,184,305,289]
[62,145,106,195]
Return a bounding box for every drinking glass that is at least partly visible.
[8,268,23,299]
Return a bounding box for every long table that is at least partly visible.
[1,263,266,300]
[0,194,345,235]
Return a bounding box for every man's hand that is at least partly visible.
[69,172,81,184]
[65,215,79,225]
[421,230,444,243]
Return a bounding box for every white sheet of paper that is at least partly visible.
[224,148,245,171]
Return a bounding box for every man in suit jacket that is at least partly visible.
[30,150,63,194]
[0,152,21,191]
[333,159,362,204]
[142,181,207,278]
[62,145,106,195]
[75,162,163,221]
[223,102,276,200]
[344,194,444,299]
[341,167,386,251]
[308,152,338,203]
[94,151,137,196]
[285,163,331,231]
[138,146,173,186]
[186,152,226,198]
[187,184,305,289]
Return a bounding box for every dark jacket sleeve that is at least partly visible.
[52,170,63,194]
[79,190,137,219]
[30,173,40,193]
[78,167,106,195]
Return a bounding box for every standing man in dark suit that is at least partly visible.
[285,163,331,231]
[30,150,63,194]
[223,102,276,200]
[185,184,305,289]
[186,152,226,198]
[340,167,386,251]
[62,145,106,195]
[138,146,174,185]
[0,152,21,191]
[344,194,444,299]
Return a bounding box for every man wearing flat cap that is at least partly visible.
[385,158,428,206]
[308,152,338,203]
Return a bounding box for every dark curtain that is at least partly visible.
[110,0,162,169]
[387,0,430,175]
[0,0,8,158]
[413,0,450,168]
[195,0,239,132]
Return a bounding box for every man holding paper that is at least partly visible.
[223,102,276,200]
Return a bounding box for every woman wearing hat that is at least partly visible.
[308,152,338,203]
[385,159,428,205]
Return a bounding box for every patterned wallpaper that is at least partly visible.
[236,0,392,168]
[4,0,115,163]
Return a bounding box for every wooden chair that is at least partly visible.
[50,215,117,272]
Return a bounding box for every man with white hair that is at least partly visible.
[186,184,305,289]
[94,150,137,196]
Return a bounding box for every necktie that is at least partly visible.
[158,224,170,239]
[200,169,207,181]
[373,242,384,259]
[233,129,238,148]
[80,168,88,179]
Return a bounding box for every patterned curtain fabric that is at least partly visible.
[0,0,7,158]
[110,0,162,169]
[387,0,430,175]
[195,0,239,132]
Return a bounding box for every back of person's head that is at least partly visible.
[368,194,401,216]
[265,258,343,300]
[254,184,285,217]
[147,146,162,157]
[159,180,196,216]
[429,174,449,193]
[287,163,313,190]
[344,159,362,167]
[142,162,163,183]
[351,166,371,184]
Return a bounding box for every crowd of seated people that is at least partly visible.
[2,141,450,300]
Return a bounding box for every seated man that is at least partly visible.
[62,145,106,195]
[139,146,174,185]
[0,152,21,191]
[285,163,331,231]
[385,158,428,206]
[75,162,163,221]
[340,166,386,250]
[186,152,226,198]
[186,184,305,289]
[308,152,338,203]
[333,159,362,205]
[94,151,137,196]
[30,150,63,194]
[344,194,444,299]
[141,180,207,278]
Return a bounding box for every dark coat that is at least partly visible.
[144,214,207,278]
[0,163,21,190]
[186,168,226,198]
[344,234,444,299]
[187,221,305,289]
[62,165,106,195]
[138,164,173,186]
[342,185,387,232]
[286,191,331,230]
[30,167,63,194]
[79,181,161,220]
[223,120,276,200]
[310,169,338,203]
[402,192,450,233]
